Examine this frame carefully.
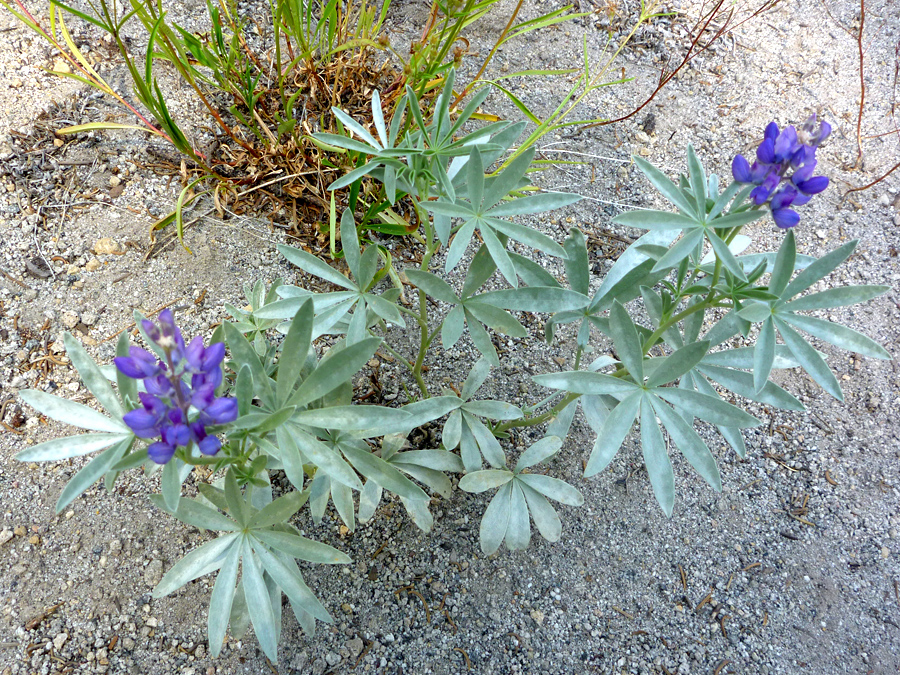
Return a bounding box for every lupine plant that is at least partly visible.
[16,79,890,661]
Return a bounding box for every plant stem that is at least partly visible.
[408,186,441,397]
[641,294,723,355]
[375,340,429,398]
[495,392,581,434]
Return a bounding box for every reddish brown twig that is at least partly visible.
[855,0,867,167]
[583,0,781,131]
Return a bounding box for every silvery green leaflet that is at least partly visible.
[16,80,889,661]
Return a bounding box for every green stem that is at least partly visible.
[495,392,581,434]
[523,392,562,415]
[408,186,441,397]
[641,295,726,355]
[376,339,429,398]
[573,345,584,371]
[706,258,723,300]
[396,303,428,328]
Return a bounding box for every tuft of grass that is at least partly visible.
[2,0,779,253]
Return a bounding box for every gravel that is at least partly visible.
[1,0,899,674]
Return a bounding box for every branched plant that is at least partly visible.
[16,74,890,661]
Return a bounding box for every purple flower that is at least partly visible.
[798,114,831,147]
[123,393,167,439]
[772,208,800,229]
[756,137,776,164]
[731,116,831,228]
[114,347,161,379]
[732,155,752,183]
[115,311,234,465]
[773,126,799,163]
[200,397,238,426]
[148,441,176,464]
[770,186,800,228]
[795,175,829,196]
[190,422,222,455]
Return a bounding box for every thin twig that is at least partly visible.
[0,268,29,289]
[843,160,900,196]
[855,0,866,166]
[582,0,781,131]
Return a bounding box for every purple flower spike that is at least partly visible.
[184,335,206,371]
[116,311,235,464]
[799,114,832,147]
[141,318,161,343]
[162,423,191,448]
[792,193,813,207]
[770,185,797,211]
[191,383,217,411]
[202,342,226,370]
[198,435,222,456]
[730,116,831,228]
[749,162,771,184]
[144,373,173,397]
[732,155,752,183]
[158,309,177,337]
[791,161,817,184]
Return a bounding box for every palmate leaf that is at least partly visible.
[478,481,513,555]
[63,332,125,418]
[54,435,133,513]
[315,471,356,531]
[631,155,698,217]
[224,322,275,409]
[339,438,429,502]
[583,391,641,477]
[649,395,722,493]
[697,364,804,412]
[615,151,767,280]
[359,443,463,521]
[460,436,583,554]
[640,294,794,461]
[207,539,240,658]
[461,412,507,470]
[686,144,706,215]
[691,372,747,458]
[241,538,279,660]
[422,145,578,286]
[541,229,666,348]
[287,338,380,409]
[733,232,889,399]
[154,472,348,661]
[275,298,313,407]
[535,338,760,513]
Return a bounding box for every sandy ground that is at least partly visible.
[0,0,899,674]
